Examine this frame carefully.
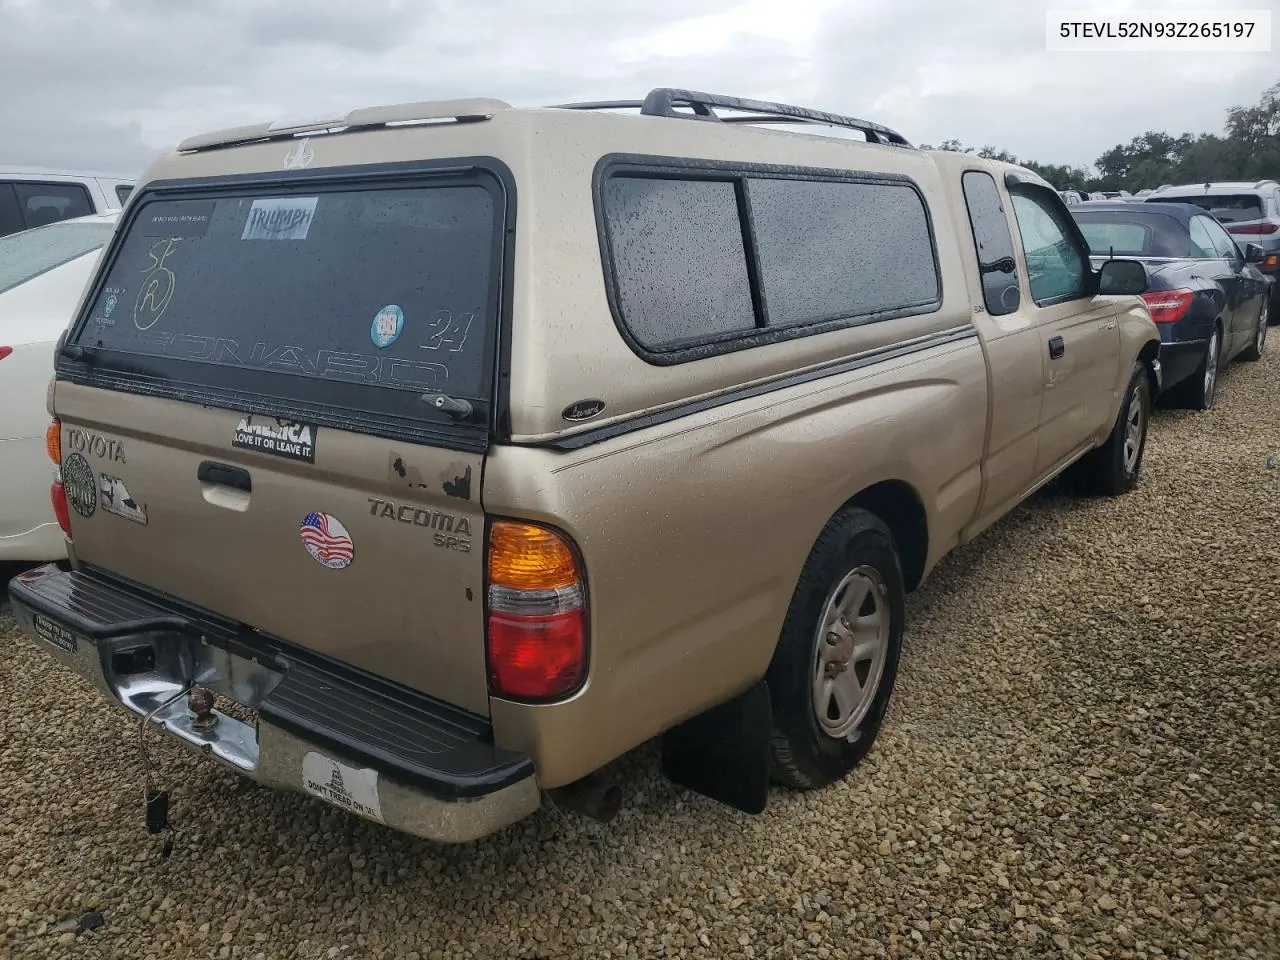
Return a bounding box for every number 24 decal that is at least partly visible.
[420,310,473,352]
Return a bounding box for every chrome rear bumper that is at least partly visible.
[9,564,541,843]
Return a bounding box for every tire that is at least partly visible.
[766,508,905,790]
[1240,297,1269,362]
[1183,326,1221,411]
[1072,360,1150,497]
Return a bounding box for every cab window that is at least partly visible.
[1009,188,1089,304]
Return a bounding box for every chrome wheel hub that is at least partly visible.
[812,566,890,740]
[1204,332,1218,404]
[1123,389,1144,475]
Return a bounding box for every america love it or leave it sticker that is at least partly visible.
[299,512,354,569]
[232,415,317,463]
[370,304,404,349]
[62,453,97,518]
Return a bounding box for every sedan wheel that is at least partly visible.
[1243,300,1269,361]
[1122,388,1144,476]
[1200,330,1220,411]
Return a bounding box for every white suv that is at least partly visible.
[0,168,135,238]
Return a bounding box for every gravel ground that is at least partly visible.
[2,348,1278,960]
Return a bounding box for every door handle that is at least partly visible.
[197,460,252,492]
[1048,336,1065,360]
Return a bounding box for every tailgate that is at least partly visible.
[52,168,508,716]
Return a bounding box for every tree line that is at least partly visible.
[919,78,1279,193]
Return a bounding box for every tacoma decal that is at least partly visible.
[366,497,472,553]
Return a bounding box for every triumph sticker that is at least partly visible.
[299,512,354,569]
[232,415,317,463]
[241,197,318,241]
[99,474,149,525]
[62,453,97,517]
[301,751,384,823]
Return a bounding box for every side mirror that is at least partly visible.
[1245,242,1267,264]
[1097,258,1148,296]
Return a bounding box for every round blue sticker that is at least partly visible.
[370,305,404,349]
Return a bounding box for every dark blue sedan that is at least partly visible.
[1070,201,1273,411]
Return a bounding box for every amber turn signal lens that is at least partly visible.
[45,419,61,466]
[488,520,579,591]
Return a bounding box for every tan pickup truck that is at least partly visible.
[10,89,1161,843]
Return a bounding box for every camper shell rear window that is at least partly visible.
[66,166,508,445]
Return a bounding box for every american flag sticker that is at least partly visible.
[299,512,354,569]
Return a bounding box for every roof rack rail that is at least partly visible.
[177,98,511,153]
[1254,178,1278,189]
[550,88,912,147]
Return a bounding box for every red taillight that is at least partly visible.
[1226,221,1280,235]
[0,346,11,361]
[487,609,587,699]
[486,520,587,700]
[51,482,71,536]
[1142,289,1196,324]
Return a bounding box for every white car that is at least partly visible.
[0,212,119,561]
[0,168,134,238]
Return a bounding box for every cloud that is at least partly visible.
[813,0,1275,167]
[0,0,1271,176]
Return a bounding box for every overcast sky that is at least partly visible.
[1,0,1274,177]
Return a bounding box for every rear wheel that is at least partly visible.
[1183,327,1221,411]
[1072,361,1150,497]
[767,508,904,790]
[1240,298,1269,362]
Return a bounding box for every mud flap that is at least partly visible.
[660,680,771,815]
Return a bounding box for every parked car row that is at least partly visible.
[1060,189,1141,205]
[1069,199,1273,409]
[1059,187,1161,205]
[1057,179,1279,406]
[0,89,1270,846]
[1143,180,1280,311]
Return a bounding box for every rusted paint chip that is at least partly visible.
[443,464,472,500]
